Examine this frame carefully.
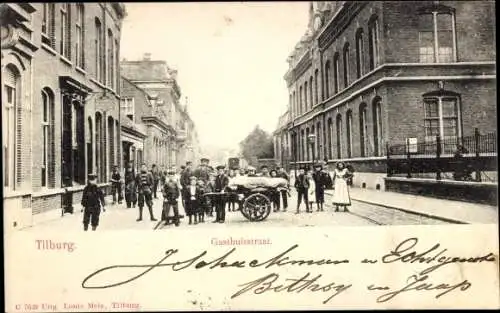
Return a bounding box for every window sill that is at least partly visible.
[60,55,73,66]
[76,67,87,75]
[41,43,57,56]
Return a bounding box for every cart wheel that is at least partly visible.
[243,193,271,222]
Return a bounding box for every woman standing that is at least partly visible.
[331,162,352,212]
[306,170,316,213]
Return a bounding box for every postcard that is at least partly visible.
[2,1,498,311]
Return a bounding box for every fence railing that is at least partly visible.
[386,128,497,182]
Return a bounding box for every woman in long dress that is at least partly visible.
[307,170,316,213]
[332,162,351,212]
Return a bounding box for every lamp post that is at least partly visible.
[308,133,316,170]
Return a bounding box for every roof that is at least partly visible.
[121,60,172,82]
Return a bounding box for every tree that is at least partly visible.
[239,125,274,166]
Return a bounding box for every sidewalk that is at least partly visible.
[326,188,498,224]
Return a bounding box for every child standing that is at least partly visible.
[206,175,216,217]
[162,170,181,227]
[197,179,207,223]
[81,174,105,231]
[184,176,203,225]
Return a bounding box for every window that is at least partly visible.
[108,116,115,170]
[95,18,103,82]
[60,3,71,58]
[423,92,461,140]
[115,39,120,91]
[343,43,350,88]
[306,128,310,161]
[289,94,293,116]
[327,118,333,159]
[95,112,105,183]
[309,76,313,108]
[359,103,367,157]
[346,110,353,158]
[299,86,303,114]
[120,98,135,121]
[316,122,321,160]
[368,16,380,70]
[292,91,296,117]
[418,6,457,63]
[107,29,114,89]
[87,117,93,175]
[75,4,85,68]
[42,3,55,48]
[304,81,308,111]
[300,129,305,161]
[333,53,340,94]
[324,61,331,99]
[372,97,383,156]
[336,114,343,159]
[314,69,319,104]
[355,29,364,79]
[41,88,55,188]
[3,65,20,189]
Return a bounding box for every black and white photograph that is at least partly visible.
[3,1,498,311]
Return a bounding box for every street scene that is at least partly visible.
[2,1,497,234]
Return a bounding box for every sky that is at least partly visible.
[120,2,309,151]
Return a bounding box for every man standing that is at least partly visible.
[277,166,290,212]
[312,163,330,212]
[135,164,157,222]
[214,165,229,223]
[151,164,160,199]
[180,161,194,189]
[194,158,211,183]
[81,174,105,231]
[110,165,123,205]
[294,167,310,214]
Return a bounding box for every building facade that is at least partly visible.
[273,111,291,170]
[120,53,199,170]
[2,3,126,230]
[277,1,496,189]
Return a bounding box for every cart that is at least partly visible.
[204,176,289,222]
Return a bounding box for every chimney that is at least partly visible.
[143,53,151,61]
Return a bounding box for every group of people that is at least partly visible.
[79,157,354,231]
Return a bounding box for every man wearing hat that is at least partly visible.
[181,161,194,190]
[194,158,211,183]
[277,166,290,211]
[312,163,330,212]
[214,165,229,223]
[246,166,257,177]
[260,165,270,177]
[135,164,157,222]
[110,165,123,205]
[162,169,181,226]
[81,174,105,231]
[183,175,203,225]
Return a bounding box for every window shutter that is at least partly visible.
[49,4,55,49]
[66,4,72,59]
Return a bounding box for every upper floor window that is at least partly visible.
[121,97,135,121]
[107,29,115,89]
[299,86,303,114]
[42,3,55,49]
[333,52,340,94]
[304,81,308,111]
[368,16,380,70]
[355,29,364,79]
[324,60,331,99]
[3,65,20,190]
[60,3,71,58]
[308,76,313,109]
[314,69,319,104]
[95,18,104,82]
[75,4,85,69]
[343,43,350,89]
[418,6,457,63]
[423,91,461,140]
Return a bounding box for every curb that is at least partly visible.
[324,191,468,225]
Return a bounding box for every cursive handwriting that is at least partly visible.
[375,274,471,303]
[381,238,496,275]
[231,272,352,304]
[82,244,349,289]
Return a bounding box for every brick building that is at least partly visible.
[2,3,126,230]
[276,1,496,189]
[120,54,200,169]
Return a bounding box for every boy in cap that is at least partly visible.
[312,163,330,212]
[184,176,203,225]
[196,179,207,223]
[294,167,310,214]
[161,169,181,226]
[135,164,157,222]
[206,175,216,216]
[81,174,105,231]
[110,165,123,205]
[194,158,210,183]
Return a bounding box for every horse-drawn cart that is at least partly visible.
[204,176,288,222]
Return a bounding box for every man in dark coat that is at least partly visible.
[124,162,137,208]
[294,167,310,214]
[214,165,229,223]
[135,164,157,222]
[151,164,160,199]
[110,165,123,204]
[277,166,290,212]
[312,163,331,212]
[81,174,105,231]
[162,170,181,226]
[194,158,211,183]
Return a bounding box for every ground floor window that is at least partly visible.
[423,91,461,141]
